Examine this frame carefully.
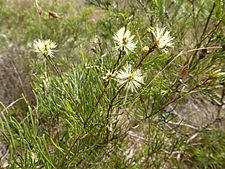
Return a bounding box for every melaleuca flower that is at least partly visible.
[103,70,115,82]
[113,27,136,53]
[34,39,57,57]
[151,26,174,52]
[116,64,144,92]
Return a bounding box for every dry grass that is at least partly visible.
[0,46,34,105]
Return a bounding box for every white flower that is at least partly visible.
[113,27,136,53]
[151,26,174,52]
[116,64,144,92]
[34,39,57,57]
[103,70,115,81]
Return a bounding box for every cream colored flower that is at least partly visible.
[113,27,136,53]
[34,39,57,57]
[103,70,115,81]
[151,26,174,52]
[116,64,144,92]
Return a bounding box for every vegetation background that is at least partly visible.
[0,0,225,168]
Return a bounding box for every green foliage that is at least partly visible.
[0,0,225,168]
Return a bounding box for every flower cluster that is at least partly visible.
[110,25,174,92]
[34,39,57,57]
[33,25,174,93]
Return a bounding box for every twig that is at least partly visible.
[83,51,123,128]
[217,83,225,118]
[167,121,199,131]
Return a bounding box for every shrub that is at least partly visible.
[0,0,225,168]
